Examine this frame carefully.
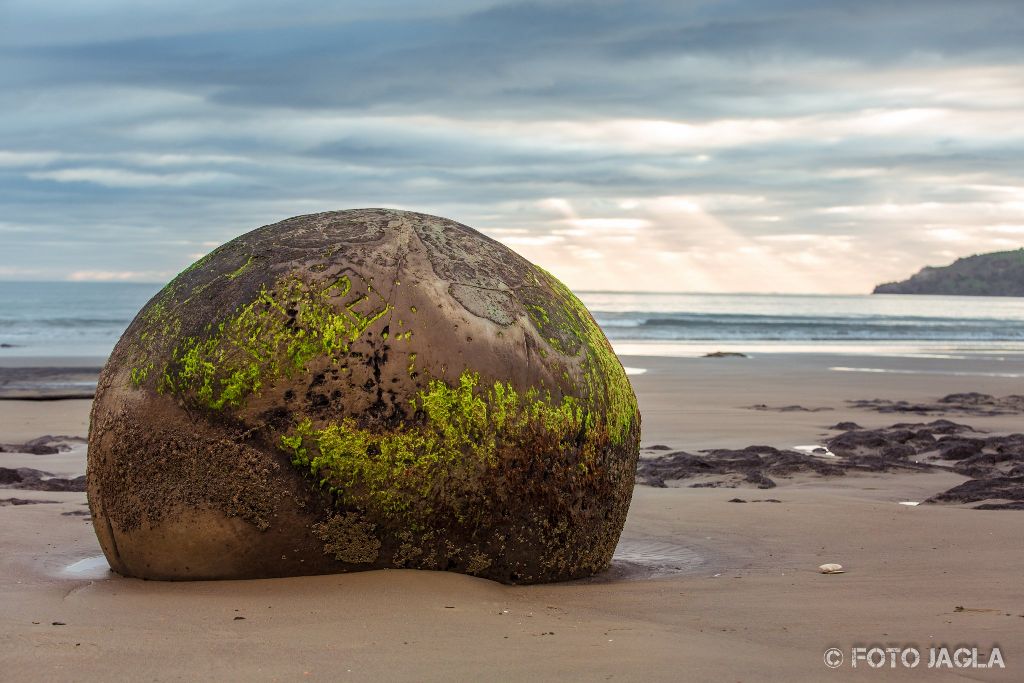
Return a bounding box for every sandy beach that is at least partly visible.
[1,351,1022,681]
[7,0,1024,678]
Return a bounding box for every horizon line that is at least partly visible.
[0,280,907,298]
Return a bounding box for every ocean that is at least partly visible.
[0,282,162,358]
[582,291,1024,358]
[1,282,1024,358]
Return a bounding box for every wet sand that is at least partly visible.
[1,353,1021,681]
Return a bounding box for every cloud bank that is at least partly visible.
[3,0,1023,292]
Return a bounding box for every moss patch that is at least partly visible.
[154,274,391,410]
[226,255,256,280]
[525,267,638,446]
[280,370,592,521]
[129,363,153,388]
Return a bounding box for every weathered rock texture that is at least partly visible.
[87,209,640,583]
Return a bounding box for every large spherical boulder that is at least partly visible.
[87,209,640,583]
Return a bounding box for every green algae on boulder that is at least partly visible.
[87,209,640,583]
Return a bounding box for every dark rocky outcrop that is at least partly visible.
[925,476,1024,508]
[637,419,1024,510]
[849,394,1024,417]
[0,498,60,506]
[0,436,84,455]
[744,404,833,413]
[637,445,848,489]
[0,467,87,492]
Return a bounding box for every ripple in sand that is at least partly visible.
[62,555,110,579]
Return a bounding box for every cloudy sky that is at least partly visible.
[3,0,1024,293]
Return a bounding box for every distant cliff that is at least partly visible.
[874,249,1024,296]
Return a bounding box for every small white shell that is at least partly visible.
[819,563,845,574]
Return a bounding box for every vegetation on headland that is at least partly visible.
[874,248,1024,296]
